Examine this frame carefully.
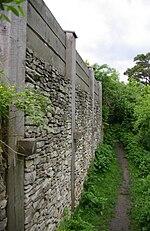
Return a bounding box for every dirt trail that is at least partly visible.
[109,143,131,231]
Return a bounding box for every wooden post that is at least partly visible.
[88,67,95,156]
[65,31,77,211]
[0,2,27,231]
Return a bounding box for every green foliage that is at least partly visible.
[136,174,150,231]
[94,59,150,231]
[94,144,114,172]
[93,63,136,126]
[57,141,122,231]
[0,74,52,131]
[0,83,16,118]
[0,0,26,22]
[126,140,150,176]
[84,60,90,67]
[57,209,95,231]
[80,191,107,212]
[133,85,150,150]
[124,52,150,85]
[116,127,150,230]
[129,164,150,231]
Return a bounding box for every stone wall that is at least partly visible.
[24,45,102,230]
[74,88,93,203]
[0,151,7,231]
[0,119,7,231]
[24,48,72,231]
[0,0,102,230]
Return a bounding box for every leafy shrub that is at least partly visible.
[103,126,116,145]
[133,86,150,151]
[94,144,114,172]
[57,211,95,231]
[125,140,150,176]
[57,142,120,231]
[133,174,150,231]
[0,83,16,119]
[119,128,150,230]
[80,191,107,212]
[0,79,52,131]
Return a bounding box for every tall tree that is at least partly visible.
[124,52,150,85]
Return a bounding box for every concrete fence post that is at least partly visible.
[88,67,95,156]
[0,2,27,230]
[65,31,77,211]
[98,82,103,141]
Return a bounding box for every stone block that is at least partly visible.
[25,171,36,185]
[0,199,7,209]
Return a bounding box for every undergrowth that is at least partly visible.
[57,141,122,231]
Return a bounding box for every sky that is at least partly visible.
[44,0,150,81]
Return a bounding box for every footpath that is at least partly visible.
[109,143,131,231]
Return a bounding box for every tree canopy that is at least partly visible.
[124,52,150,85]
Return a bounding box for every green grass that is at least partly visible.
[128,162,142,231]
[78,155,122,230]
[57,144,122,231]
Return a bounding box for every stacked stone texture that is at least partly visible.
[94,101,102,149]
[74,88,93,204]
[0,49,102,231]
[24,48,102,231]
[0,119,7,231]
[0,152,7,231]
[25,48,72,231]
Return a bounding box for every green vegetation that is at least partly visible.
[0,0,26,22]
[94,54,150,230]
[57,52,150,230]
[57,142,122,231]
[117,129,150,231]
[0,72,52,131]
[124,52,150,85]
[128,162,150,231]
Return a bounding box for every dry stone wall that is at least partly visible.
[24,48,72,231]
[24,48,102,230]
[0,0,102,230]
[0,150,7,231]
[94,101,102,149]
[74,88,93,203]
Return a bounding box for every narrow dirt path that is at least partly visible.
[109,143,131,231]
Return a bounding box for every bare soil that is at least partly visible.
[109,143,131,231]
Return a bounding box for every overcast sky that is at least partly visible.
[44,0,150,81]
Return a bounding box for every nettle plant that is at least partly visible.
[0,72,52,132]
